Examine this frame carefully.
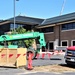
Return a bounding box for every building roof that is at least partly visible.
[37,12,75,27]
[0,20,3,22]
[1,12,75,27]
[0,16,44,25]
[8,16,44,25]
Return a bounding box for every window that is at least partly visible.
[10,24,14,30]
[10,23,24,30]
[0,31,4,35]
[67,23,73,29]
[10,23,18,30]
[73,23,75,29]
[71,40,75,46]
[62,24,68,30]
[61,40,68,46]
[61,22,75,30]
[41,27,54,33]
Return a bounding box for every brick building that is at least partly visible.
[36,12,75,51]
[0,12,75,51]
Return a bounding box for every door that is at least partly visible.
[46,41,54,52]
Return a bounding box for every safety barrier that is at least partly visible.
[0,48,27,68]
[53,50,65,55]
[35,52,54,59]
[26,50,65,70]
[35,50,65,59]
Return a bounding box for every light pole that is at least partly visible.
[13,0,19,33]
[14,0,16,33]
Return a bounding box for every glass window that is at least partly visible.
[72,40,75,46]
[67,23,73,29]
[10,23,18,30]
[62,24,68,30]
[61,41,68,46]
[0,31,4,34]
[41,27,54,33]
[62,22,75,30]
[17,24,24,27]
[73,23,75,29]
[10,23,24,30]
[10,24,14,30]
[15,24,18,29]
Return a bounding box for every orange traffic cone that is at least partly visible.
[42,53,45,59]
[48,53,51,59]
[27,53,33,70]
[36,53,40,59]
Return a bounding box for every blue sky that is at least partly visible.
[0,0,75,20]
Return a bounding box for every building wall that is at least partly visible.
[44,33,55,42]
[43,25,59,50]
[54,25,60,39]
[41,23,75,50]
[60,29,75,46]
[1,16,75,51]
[43,25,60,42]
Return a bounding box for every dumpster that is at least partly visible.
[0,48,27,68]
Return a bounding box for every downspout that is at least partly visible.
[59,25,61,46]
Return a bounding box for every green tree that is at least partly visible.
[11,26,34,48]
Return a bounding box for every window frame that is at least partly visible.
[61,40,68,47]
[71,40,75,46]
[40,26,54,33]
[10,23,25,30]
[61,22,75,31]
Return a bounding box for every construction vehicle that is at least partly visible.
[0,32,46,59]
[65,46,75,65]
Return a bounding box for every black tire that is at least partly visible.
[27,50,36,60]
[65,60,71,65]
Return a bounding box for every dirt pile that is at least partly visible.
[32,64,75,73]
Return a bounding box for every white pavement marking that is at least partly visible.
[17,71,38,75]
[17,71,63,75]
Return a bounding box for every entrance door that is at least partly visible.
[46,41,54,52]
[49,42,54,51]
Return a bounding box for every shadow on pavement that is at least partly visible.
[50,58,62,60]
[34,57,62,60]
[59,64,75,68]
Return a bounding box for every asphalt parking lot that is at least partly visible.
[0,54,75,75]
[32,54,65,67]
[22,72,75,75]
